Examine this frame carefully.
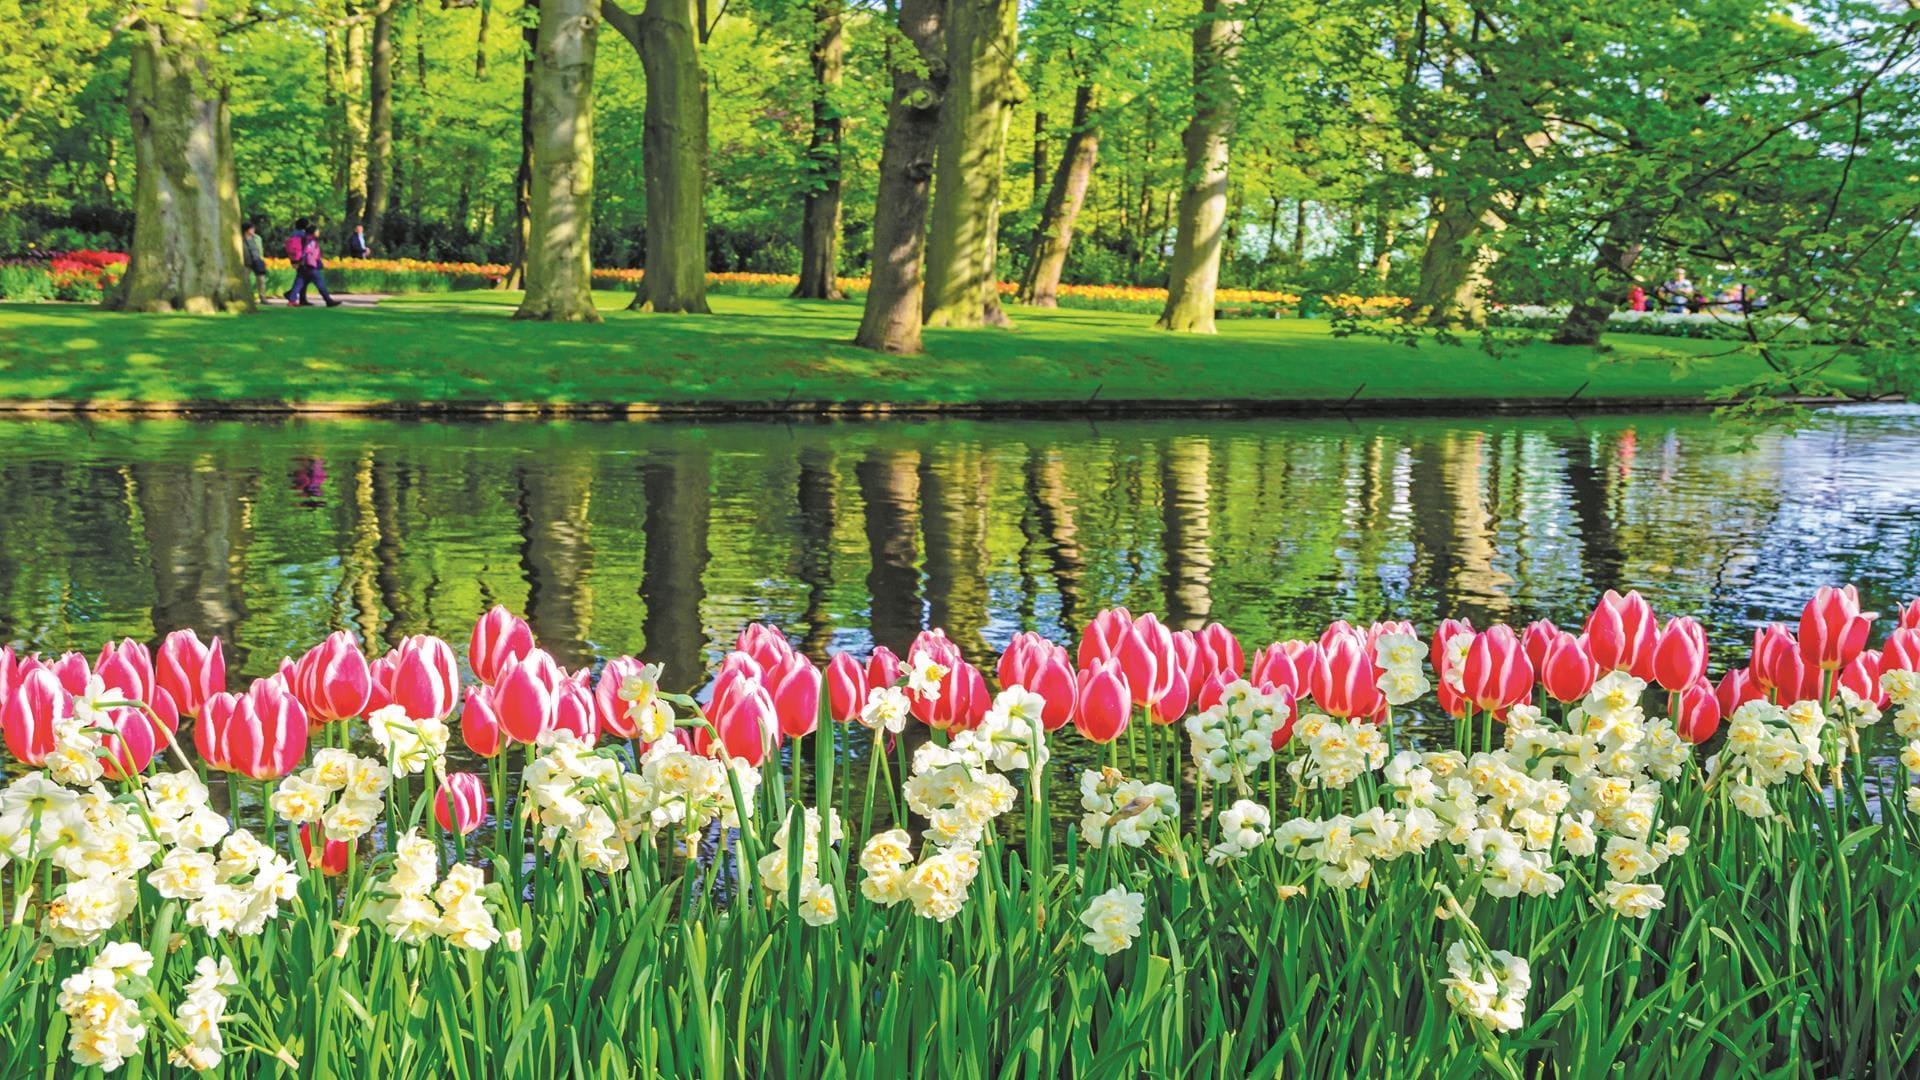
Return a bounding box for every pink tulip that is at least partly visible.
[468,605,534,687]
[495,650,560,745]
[1150,663,1190,725]
[593,656,650,741]
[1883,628,1920,674]
[866,645,903,691]
[1584,590,1655,673]
[384,635,460,722]
[1074,660,1131,743]
[707,659,764,730]
[708,682,776,765]
[95,639,154,704]
[550,672,596,742]
[1460,625,1534,715]
[735,623,796,674]
[1197,622,1244,681]
[1269,688,1300,749]
[98,702,168,780]
[0,647,13,705]
[995,632,1045,688]
[156,630,224,718]
[1837,650,1887,710]
[1798,585,1873,672]
[1077,607,1134,669]
[300,825,350,875]
[435,772,489,835]
[1675,679,1721,744]
[1023,645,1079,731]
[1898,597,1920,631]
[913,660,991,732]
[825,653,866,724]
[293,631,372,725]
[1250,640,1309,697]
[1430,618,1475,677]
[1521,619,1559,676]
[1540,631,1598,704]
[461,684,506,758]
[1715,667,1765,718]
[3,667,67,765]
[1309,630,1385,720]
[769,653,821,739]
[49,651,91,696]
[195,691,239,771]
[1752,624,1816,703]
[1195,669,1234,713]
[222,677,310,780]
[1651,617,1708,693]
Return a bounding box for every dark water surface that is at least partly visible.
[4,409,1919,688]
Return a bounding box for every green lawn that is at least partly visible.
[0,290,1850,407]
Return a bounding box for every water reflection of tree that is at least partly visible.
[640,447,711,693]
[794,446,837,660]
[133,461,258,668]
[857,449,922,658]
[921,446,993,664]
[516,459,596,670]
[1023,447,1086,635]
[1160,437,1213,630]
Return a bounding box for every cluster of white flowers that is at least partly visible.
[903,743,1019,848]
[858,828,983,922]
[367,703,451,775]
[1184,680,1288,787]
[169,829,301,937]
[369,829,501,949]
[524,731,757,871]
[1710,698,1832,820]
[1881,670,1920,814]
[1078,768,1178,848]
[1373,631,1432,706]
[1079,886,1147,956]
[1206,799,1272,866]
[949,688,1050,773]
[57,941,154,1072]
[167,955,238,1070]
[613,662,677,742]
[270,749,392,842]
[1441,941,1531,1033]
[1286,712,1390,789]
[755,805,842,926]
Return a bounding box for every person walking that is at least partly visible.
[282,219,312,304]
[293,220,343,308]
[242,222,270,304]
[347,223,371,258]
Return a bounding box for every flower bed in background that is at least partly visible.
[0,249,126,303]
[2,586,1917,1074]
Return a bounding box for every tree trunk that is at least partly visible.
[1290,197,1306,268]
[1553,201,1651,345]
[1406,197,1503,328]
[364,0,397,241]
[606,0,712,313]
[852,0,946,354]
[106,3,252,314]
[1015,81,1098,307]
[515,0,601,322]
[792,0,846,301]
[504,2,539,290]
[342,2,369,233]
[326,28,345,213]
[1156,0,1241,333]
[1031,107,1046,203]
[921,0,1020,329]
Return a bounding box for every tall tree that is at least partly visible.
[852,0,947,353]
[1016,81,1098,306]
[1155,0,1241,333]
[363,0,397,240]
[515,0,602,321]
[604,0,712,313]
[505,0,539,290]
[791,0,847,300]
[341,0,370,231]
[106,0,251,313]
[921,0,1021,328]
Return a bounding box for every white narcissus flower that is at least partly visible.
[906,651,948,700]
[1441,941,1530,1033]
[860,686,912,733]
[1596,881,1667,919]
[1079,886,1147,956]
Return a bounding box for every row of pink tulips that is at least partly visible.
[4,587,1918,800]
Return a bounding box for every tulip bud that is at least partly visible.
[224,677,310,780]
[826,652,867,724]
[95,638,154,704]
[1430,618,1475,678]
[2,667,67,765]
[461,684,506,758]
[1752,624,1815,703]
[1521,619,1559,675]
[195,691,240,772]
[550,673,596,743]
[1883,628,1920,675]
[98,702,167,780]
[1460,625,1535,715]
[435,772,490,835]
[1584,590,1655,673]
[1117,613,1175,708]
[1798,585,1873,672]
[385,635,460,722]
[1074,660,1131,743]
[1675,679,1721,744]
[711,682,776,765]
[1837,650,1887,710]
[293,631,373,724]
[1151,664,1190,725]
[1195,669,1234,713]
[866,645,903,691]
[735,623,796,674]
[495,650,559,745]
[1198,622,1244,680]
[1715,667,1763,719]
[1250,642,1301,696]
[1898,597,1920,631]
[300,824,350,875]
[1077,607,1134,669]
[769,654,822,739]
[49,651,91,696]
[1024,645,1078,731]
[468,605,534,687]
[1540,632,1598,704]
[1651,617,1708,692]
[1310,630,1386,720]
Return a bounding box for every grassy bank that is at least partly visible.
[0,290,1859,408]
